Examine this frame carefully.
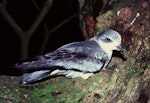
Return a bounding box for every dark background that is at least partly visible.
[0,0,83,74]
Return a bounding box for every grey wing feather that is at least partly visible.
[14,40,108,73]
[43,40,108,72]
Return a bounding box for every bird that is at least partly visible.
[13,29,126,84]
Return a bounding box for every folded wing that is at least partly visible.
[14,40,107,73]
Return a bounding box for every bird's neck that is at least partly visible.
[106,50,113,59]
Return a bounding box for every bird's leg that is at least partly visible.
[101,64,117,72]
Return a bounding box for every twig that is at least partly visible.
[27,0,53,37]
[40,14,77,53]
[0,3,24,37]
[0,0,53,59]
[32,0,41,12]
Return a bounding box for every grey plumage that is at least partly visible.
[14,29,126,84]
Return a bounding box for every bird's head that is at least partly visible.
[94,29,126,54]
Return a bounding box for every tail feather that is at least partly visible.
[20,70,51,84]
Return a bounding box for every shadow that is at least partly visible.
[112,50,127,61]
[0,64,22,76]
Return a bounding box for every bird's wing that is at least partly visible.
[15,41,108,73]
[42,41,108,73]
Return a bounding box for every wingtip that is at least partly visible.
[11,63,19,69]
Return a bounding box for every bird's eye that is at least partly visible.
[105,38,112,42]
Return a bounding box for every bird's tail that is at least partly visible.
[20,70,51,84]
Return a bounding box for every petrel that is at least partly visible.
[14,29,126,84]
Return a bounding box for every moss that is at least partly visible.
[20,77,86,103]
[0,77,21,103]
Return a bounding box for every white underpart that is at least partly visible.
[65,71,93,79]
[50,69,93,79]
[50,69,61,75]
